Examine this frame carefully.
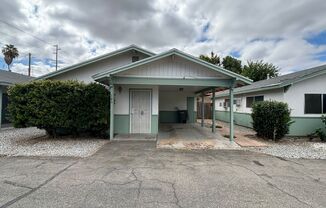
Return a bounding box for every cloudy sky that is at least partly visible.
[0,0,326,77]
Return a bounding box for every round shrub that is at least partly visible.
[7,80,109,137]
[251,101,292,141]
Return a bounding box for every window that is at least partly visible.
[324,94,326,113]
[224,99,237,107]
[246,97,254,108]
[132,56,139,62]
[246,96,264,108]
[304,94,326,114]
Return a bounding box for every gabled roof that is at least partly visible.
[92,48,253,85]
[215,64,326,97]
[0,70,34,86]
[36,44,155,80]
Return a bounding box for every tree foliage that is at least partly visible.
[242,60,279,82]
[199,52,280,81]
[312,115,326,142]
[2,44,19,71]
[222,56,242,74]
[199,52,220,65]
[252,101,292,141]
[8,80,109,137]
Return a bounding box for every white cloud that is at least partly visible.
[0,0,326,76]
[11,61,54,77]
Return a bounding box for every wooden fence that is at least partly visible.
[197,102,212,119]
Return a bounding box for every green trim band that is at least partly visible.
[151,115,159,134]
[215,110,326,136]
[114,114,130,134]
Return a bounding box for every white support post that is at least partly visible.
[201,93,205,127]
[109,84,115,140]
[212,88,216,133]
[229,85,234,142]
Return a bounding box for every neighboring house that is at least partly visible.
[37,45,252,140]
[0,70,34,128]
[215,64,326,136]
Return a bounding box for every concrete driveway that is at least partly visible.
[0,141,325,208]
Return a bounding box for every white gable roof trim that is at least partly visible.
[92,48,253,85]
[215,64,326,98]
[36,45,155,80]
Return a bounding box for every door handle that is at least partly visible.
[141,110,144,115]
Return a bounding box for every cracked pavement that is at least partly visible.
[0,141,325,208]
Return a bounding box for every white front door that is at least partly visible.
[130,90,151,133]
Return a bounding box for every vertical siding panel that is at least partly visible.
[117,56,224,78]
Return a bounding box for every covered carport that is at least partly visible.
[157,83,239,148]
[92,49,252,141]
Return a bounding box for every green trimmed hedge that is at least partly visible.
[252,101,292,141]
[8,80,109,137]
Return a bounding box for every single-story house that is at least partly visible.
[36,45,252,140]
[215,64,326,136]
[0,70,34,128]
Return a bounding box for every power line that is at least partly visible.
[0,31,18,40]
[53,44,61,71]
[0,20,70,71]
[0,19,52,46]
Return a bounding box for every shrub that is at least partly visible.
[8,80,109,137]
[251,101,292,141]
[311,115,326,142]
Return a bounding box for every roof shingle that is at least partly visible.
[0,70,34,86]
[216,64,326,97]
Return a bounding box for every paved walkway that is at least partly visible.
[157,123,240,150]
[199,119,269,147]
[0,142,325,208]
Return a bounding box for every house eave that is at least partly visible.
[35,45,155,80]
[215,84,285,98]
[92,49,253,85]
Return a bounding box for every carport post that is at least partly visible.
[211,88,216,133]
[229,86,234,142]
[201,93,204,127]
[109,84,114,140]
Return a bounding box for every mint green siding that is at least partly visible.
[216,110,253,128]
[159,97,195,124]
[159,111,179,123]
[151,115,159,134]
[114,115,129,134]
[114,114,159,134]
[187,97,195,123]
[289,117,325,136]
[215,110,325,136]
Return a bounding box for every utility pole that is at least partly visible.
[53,44,61,71]
[28,53,31,76]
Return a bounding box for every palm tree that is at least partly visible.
[2,44,19,71]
